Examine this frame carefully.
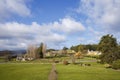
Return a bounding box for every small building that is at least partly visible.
[67,50,75,54]
[87,50,101,56]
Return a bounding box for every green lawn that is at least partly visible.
[57,63,120,80]
[0,57,120,80]
[0,63,51,80]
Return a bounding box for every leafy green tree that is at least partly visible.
[46,49,56,52]
[78,45,84,52]
[86,44,98,51]
[70,45,78,52]
[62,47,68,55]
[112,59,120,69]
[63,47,68,50]
[97,34,119,63]
[70,44,98,53]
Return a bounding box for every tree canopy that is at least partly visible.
[70,44,97,53]
[98,34,120,63]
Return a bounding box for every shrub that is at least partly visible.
[112,59,120,70]
[54,60,59,63]
[79,62,83,66]
[63,60,69,65]
[104,64,112,68]
[85,64,91,66]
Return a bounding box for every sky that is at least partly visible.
[0,0,120,50]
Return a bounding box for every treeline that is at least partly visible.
[70,44,98,53]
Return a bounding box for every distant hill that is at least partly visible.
[12,50,26,54]
[0,50,26,57]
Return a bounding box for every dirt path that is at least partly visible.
[48,63,58,80]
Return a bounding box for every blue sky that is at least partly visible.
[0,0,120,50]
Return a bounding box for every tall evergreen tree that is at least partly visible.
[37,43,44,58]
[97,34,119,63]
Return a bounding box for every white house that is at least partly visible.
[87,50,101,56]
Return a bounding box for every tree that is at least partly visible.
[62,47,68,55]
[86,44,98,51]
[37,43,46,58]
[70,44,98,54]
[97,34,119,63]
[63,47,68,50]
[78,45,84,52]
[70,46,78,52]
[46,49,56,52]
[37,43,43,58]
[74,52,83,59]
[42,43,46,57]
[26,45,37,59]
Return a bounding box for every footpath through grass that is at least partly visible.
[0,63,51,80]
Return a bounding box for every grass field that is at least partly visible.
[0,57,120,80]
[0,64,51,80]
[57,63,120,80]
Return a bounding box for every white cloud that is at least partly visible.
[77,0,120,32]
[73,0,120,45]
[0,0,31,20]
[0,22,66,50]
[53,18,85,33]
[0,17,86,50]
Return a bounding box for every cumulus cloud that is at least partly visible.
[0,22,66,50]
[53,18,85,33]
[0,0,31,20]
[0,17,86,50]
[77,0,120,32]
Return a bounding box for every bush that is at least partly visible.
[54,60,59,63]
[104,64,112,68]
[79,62,83,66]
[85,64,91,66]
[112,59,120,69]
[63,60,69,65]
